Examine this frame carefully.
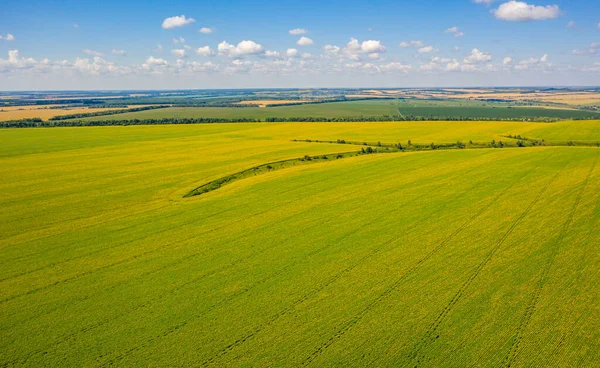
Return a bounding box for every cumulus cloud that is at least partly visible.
[289,28,308,35]
[82,49,103,56]
[218,40,264,57]
[195,46,215,57]
[286,48,299,57]
[417,46,439,53]
[514,54,550,69]
[0,34,15,41]
[162,15,196,29]
[503,57,512,64]
[464,48,492,63]
[146,56,167,65]
[171,49,187,58]
[297,36,314,46]
[112,49,126,56]
[264,50,281,58]
[493,1,560,22]
[301,52,313,59]
[199,27,213,34]
[343,38,386,59]
[379,62,412,72]
[474,0,495,3]
[323,45,341,57]
[172,37,185,44]
[572,42,599,56]
[399,40,424,48]
[419,56,463,72]
[445,26,465,38]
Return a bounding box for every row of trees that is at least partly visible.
[48,105,169,121]
[3,115,598,128]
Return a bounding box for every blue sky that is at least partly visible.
[1,0,599,90]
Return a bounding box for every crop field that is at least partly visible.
[0,106,132,122]
[1,121,599,366]
[69,99,600,122]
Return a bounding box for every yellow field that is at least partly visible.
[236,100,308,107]
[0,106,143,122]
[1,121,598,367]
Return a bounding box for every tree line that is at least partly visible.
[47,105,169,121]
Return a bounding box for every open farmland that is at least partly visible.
[68,99,600,122]
[1,121,599,367]
[0,106,134,122]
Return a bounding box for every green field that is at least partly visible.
[70,100,600,121]
[1,121,599,366]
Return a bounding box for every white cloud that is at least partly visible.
[171,49,187,58]
[400,40,424,48]
[464,48,492,63]
[289,28,308,35]
[199,27,213,34]
[445,27,465,38]
[566,21,575,28]
[418,46,439,53]
[112,49,126,56]
[146,56,167,65]
[264,50,281,58]
[323,45,340,57]
[82,49,103,56]
[172,37,185,44]
[301,52,313,59]
[513,54,550,70]
[572,42,599,56]
[218,40,264,57]
[380,62,412,72]
[286,48,298,57]
[474,0,495,3]
[368,53,381,59]
[162,15,196,29]
[446,60,461,71]
[343,38,386,58]
[493,1,560,22]
[360,40,386,53]
[503,57,512,64]
[195,46,215,57]
[297,36,314,46]
[0,34,15,41]
[419,57,462,72]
